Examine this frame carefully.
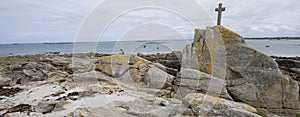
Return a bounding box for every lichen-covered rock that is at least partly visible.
[222,108,261,117]
[182,26,300,115]
[95,54,175,91]
[94,54,151,80]
[183,93,258,116]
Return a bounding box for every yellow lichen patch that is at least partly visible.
[216,26,244,46]
[195,37,216,76]
[246,108,257,113]
[196,40,213,75]
[132,68,140,82]
[133,61,145,68]
[187,93,257,113]
[95,54,151,82]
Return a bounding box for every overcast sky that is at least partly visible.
[0,0,300,44]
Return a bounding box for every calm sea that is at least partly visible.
[0,40,299,57]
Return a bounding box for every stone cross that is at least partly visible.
[215,3,226,25]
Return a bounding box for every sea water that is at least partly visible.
[0,40,299,57]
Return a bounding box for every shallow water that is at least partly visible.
[0,39,299,57]
[246,39,300,57]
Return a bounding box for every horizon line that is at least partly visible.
[1,37,300,45]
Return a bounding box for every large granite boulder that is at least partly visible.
[181,26,300,115]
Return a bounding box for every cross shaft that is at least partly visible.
[215,3,226,25]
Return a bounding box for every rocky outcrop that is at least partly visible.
[181,26,300,116]
[273,56,300,82]
[0,26,299,116]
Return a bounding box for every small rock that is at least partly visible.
[65,108,94,117]
[35,102,56,114]
[0,77,11,86]
[36,101,67,114]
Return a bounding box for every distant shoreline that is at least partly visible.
[245,37,300,40]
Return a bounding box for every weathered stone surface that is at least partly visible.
[138,51,182,72]
[71,57,94,73]
[3,112,29,117]
[94,54,151,80]
[2,84,65,106]
[222,108,261,117]
[227,83,264,107]
[183,93,257,116]
[65,108,94,117]
[275,59,300,69]
[181,26,300,115]
[0,76,11,86]
[35,101,67,114]
[0,87,22,97]
[175,68,232,100]
[144,65,174,90]
[95,54,175,92]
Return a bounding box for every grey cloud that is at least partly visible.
[0,0,299,44]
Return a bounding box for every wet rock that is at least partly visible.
[40,57,72,73]
[49,57,70,67]
[3,84,65,106]
[0,87,22,97]
[2,62,49,85]
[6,104,32,114]
[275,59,300,69]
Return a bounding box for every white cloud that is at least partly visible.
[250,26,265,32]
